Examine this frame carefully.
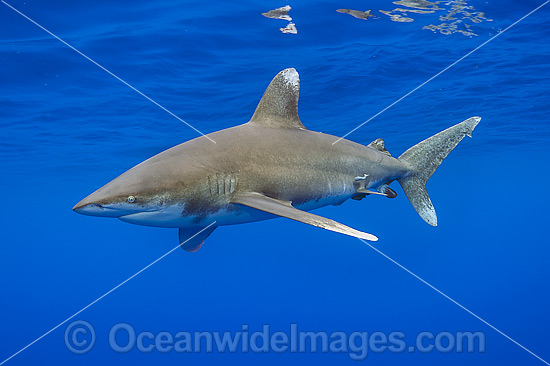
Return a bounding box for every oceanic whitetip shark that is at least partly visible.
[74,68,480,252]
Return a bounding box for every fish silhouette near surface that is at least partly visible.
[336,9,375,20]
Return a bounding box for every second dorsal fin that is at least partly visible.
[249,68,306,130]
[367,138,391,156]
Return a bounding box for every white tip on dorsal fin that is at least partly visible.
[249,68,307,130]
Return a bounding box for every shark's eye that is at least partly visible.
[127,195,136,203]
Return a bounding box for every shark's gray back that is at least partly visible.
[139,122,405,204]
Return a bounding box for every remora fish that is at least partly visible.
[73,68,480,251]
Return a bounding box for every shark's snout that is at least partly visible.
[73,195,98,213]
[73,201,127,218]
[73,188,132,218]
[72,202,101,212]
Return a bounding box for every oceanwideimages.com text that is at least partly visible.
[65,321,486,360]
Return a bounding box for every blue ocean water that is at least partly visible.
[1,0,549,364]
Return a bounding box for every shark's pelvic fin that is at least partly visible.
[179,225,217,252]
[249,68,307,130]
[397,116,481,226]
[230,192,378,241]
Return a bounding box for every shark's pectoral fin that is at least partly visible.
[179,224,217,252]
[230,192,378,241]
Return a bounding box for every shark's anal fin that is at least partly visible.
[356,184,397,199]
[357,188,387,197]
[249,68,307,130]
[179,225,217,252]
[378,184,397,198]
[230,192,378,241]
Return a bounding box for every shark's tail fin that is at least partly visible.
[397,117,481,226]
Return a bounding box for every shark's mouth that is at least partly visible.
[73,203,132,218]
[118,210,166,226]
[116,205,191,228]
[74,201,161,219]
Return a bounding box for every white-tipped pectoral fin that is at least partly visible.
[230,192,378,241]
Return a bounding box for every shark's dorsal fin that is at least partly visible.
[249,68,307,130]
[367,138,391,156]
[230,192,377,241]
